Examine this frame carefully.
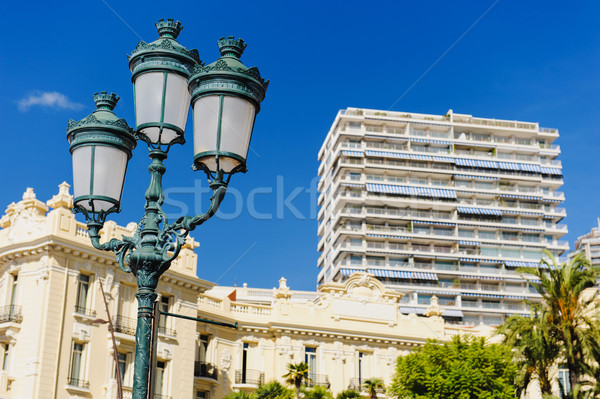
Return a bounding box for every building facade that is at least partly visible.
[316,108,568,326]
[0,184,492,399]
[570,219,600,267]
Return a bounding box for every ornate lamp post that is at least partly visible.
[66,19,268,399]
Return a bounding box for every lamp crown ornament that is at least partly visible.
[155,18,183,39]
[93,91,119,111]
[217,36,247,58]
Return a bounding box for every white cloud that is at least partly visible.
[18,91,85,112]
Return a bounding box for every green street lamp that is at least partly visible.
[66,19,268,399]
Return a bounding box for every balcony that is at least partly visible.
[73,306,96,318]
[307,374,331,389]
[348,377,384,393]
[158,325,177,337]
[66,377,90,389]
[113,315,137,336]
[235,369,264,386]
[154,395,172,399]
[0,306,22,324]
[194,361,218,380]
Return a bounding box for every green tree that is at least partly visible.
[363,378,385,399]
[498,307,560,396]
[283,362,310,399]
[256,381,294,399]
[301,385,333,399]
[518,252,600,390]
[224,391,256,399]
[389,335,517,399]
[335,389,361,399]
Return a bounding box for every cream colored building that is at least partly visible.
[0,183,495,399]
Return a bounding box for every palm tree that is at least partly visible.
[256,381,294,399]
[520,251,600,390]
[301,385,333,399]
[498,307,560,396]
[362,378,384,399]
[283,362,310,399]
[224,391,256,399]
[335,389,361,399]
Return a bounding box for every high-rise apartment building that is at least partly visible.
[570,219,600,267]
[317,108,568,325]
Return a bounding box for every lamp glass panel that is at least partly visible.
[91,146,128,211]
[163,73,190,132]
[220,96,255,159]
[72,146,92,203]
[134,72,164,136]
[192,95,220,169]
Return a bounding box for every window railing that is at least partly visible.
[194,361,218,379]
[154,395,172,399]
[307,374,331,388]
[348,377,384,393]
[235,369,264,385]
[0,305,23,323]
[67,377,90,389]
[73,306,96,317]
[113,315,137,336]
[158,325,177,337]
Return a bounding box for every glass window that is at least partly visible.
[116,352,127,382]
[158,296,170,331]
[155,361,166,395]
[2,344,9,371]
[69,342,85,383]
[305,347,317,378]
[558,368,571,396]
[197,335,209,363]
[478,231,496,240]
[9,274,18,307]
[358,352,371,383]
[458,229,474,238]
[76,274,91,313]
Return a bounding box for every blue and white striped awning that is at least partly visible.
[497,162,521,171]
[460,258,503,264]
[505,295,527,300]
[458,240,481,246]
[432,156,455,163]
[410,138,452,145]
[341,150,364,157]
[504,261,539,268]
[520,163,541,172]
[413,220,456,226]
[367,233,411,240]
[500,194,542,200]
[454,174,498,181]
[501,209,544,216]
[417,290,457,296]
[340,182,363,188]
[409,153,433,161]
[443,309,464,317]
[460,275,502,280]
[366,184,457,199]
[462,292,503,298]
[365,150,410,159]
[400,307,425,315]
[457,207,502,216]
[541,167,562,176]
[413,272,438,280]
[369,269,412,279]
[455,158,498,169]
[340,268,365,276]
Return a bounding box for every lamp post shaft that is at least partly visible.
[133,288,157,399]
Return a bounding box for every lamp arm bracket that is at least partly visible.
[87,222,134,273]
[168,182,227,233]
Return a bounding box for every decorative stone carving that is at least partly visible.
[46,182,73,209]
[220,349,231,371]
[425,295,443,318]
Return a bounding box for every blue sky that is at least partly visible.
[1,1,599,291]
